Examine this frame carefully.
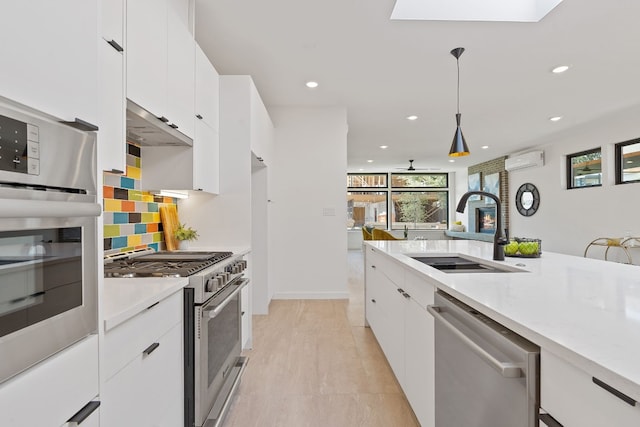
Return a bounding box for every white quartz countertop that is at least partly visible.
[366,239,640,401]
[102,277,188,331]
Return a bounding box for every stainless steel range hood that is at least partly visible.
[126,99,193,147]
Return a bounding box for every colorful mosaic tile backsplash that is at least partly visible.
[103,143,177,256]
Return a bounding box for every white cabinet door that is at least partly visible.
[99,39,126,174]
[541,349,640,427]
[166,0,195,138]
[0,336,99,427]
[101,0,124,46]
[404,297,435,427]
[195,44,220,131]
[102,322,183,427]
[193,120,220,193]
[0,0,98,125]
[241,281,252,349]
[126,0,167,119]
[127,0,194,138]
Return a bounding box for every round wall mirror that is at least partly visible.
[515,183,540,216]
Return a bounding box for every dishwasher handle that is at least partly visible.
[427,304,523,378]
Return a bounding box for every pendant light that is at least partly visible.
[448,47,470,157]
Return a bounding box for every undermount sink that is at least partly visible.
[410,255,524,274]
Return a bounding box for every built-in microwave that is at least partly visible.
[0,96,100,384]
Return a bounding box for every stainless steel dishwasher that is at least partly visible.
[427,290,540,427]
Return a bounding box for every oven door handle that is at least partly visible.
[204,278,250,319]
[0,198,101,218]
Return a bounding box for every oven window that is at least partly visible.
[207,294,240,386]
[0,227,83,338]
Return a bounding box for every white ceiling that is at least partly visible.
[194,0,640,173]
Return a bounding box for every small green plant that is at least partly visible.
[175,223,199,241]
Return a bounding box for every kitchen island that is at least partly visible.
[364,239,640,427]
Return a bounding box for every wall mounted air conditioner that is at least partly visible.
[505,150,544,171]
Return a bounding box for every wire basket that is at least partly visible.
[504,237,542,258]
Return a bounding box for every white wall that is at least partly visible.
[508,105,640,262]
[269,106,349,299]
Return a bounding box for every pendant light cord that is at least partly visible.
[456,57,460,114]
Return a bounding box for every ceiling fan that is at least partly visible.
[396,160,435,171]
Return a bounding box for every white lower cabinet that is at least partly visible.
[0,335,99,427]
[541,348,640,427]
[364,247,435,427]
[101,291,184,427]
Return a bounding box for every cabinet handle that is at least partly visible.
[158,116,169,123]
[143,342,160,356]
[538,413,563,427]
[371,265,376,269]
[109,168,124,174]
[402,292,410,299]
[107,39,124,52]
[196,114,203,120]
[592,377,637,406]
[371,299,376,303]
[169,123,179,129]
[67,401,100,425]
[241,311,246,316]
[397,288,404,294]
[59,118,99,132]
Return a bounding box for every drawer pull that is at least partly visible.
[538,413,563,427]
[107,39,124,52]
[592,377,637,406]
[143,342,160,356]
[67,401,100,425]
[146,301,160,310]
[371,299,376,303]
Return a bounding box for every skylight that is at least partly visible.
[391,0,564,22]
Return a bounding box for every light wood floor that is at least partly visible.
[223,250,420,427]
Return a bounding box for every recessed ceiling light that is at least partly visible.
[448,159,455,163]
[552,65,570,74]
[367,159,374,163]
[481,145,489,149]
[406,115,418,121]
[305,81,319,88]
[549,116,563,122]
[379,145,389,149]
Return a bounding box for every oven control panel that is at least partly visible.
[204,259,247,294]
[0,114,39,175]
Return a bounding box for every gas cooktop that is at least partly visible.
[104,251,232,278]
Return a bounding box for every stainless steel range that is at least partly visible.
[104,250,249,427]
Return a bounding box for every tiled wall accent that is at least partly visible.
[103,143,176,256]
[468,156,509,232]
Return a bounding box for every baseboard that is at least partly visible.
[272,291,349,300]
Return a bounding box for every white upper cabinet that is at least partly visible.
[127,0,194,138]
[99,0,126,173]
[101,0,124,48]
[195,44,220,131]
[193,121,220,194]
[0,0,99,126]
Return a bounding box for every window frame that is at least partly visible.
[615,138,640,185]
[566,147,602,190]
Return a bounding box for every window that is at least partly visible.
[615,138,640,185]
[567,148,602,189]
[346,174,387,188]
[391,173,448,188]
[391,191,448,230]
[347,172,450,230]
[346,191,387,229]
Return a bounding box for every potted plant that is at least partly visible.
[175,223,199,249]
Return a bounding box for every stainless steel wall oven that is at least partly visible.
[0,96,100,384]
